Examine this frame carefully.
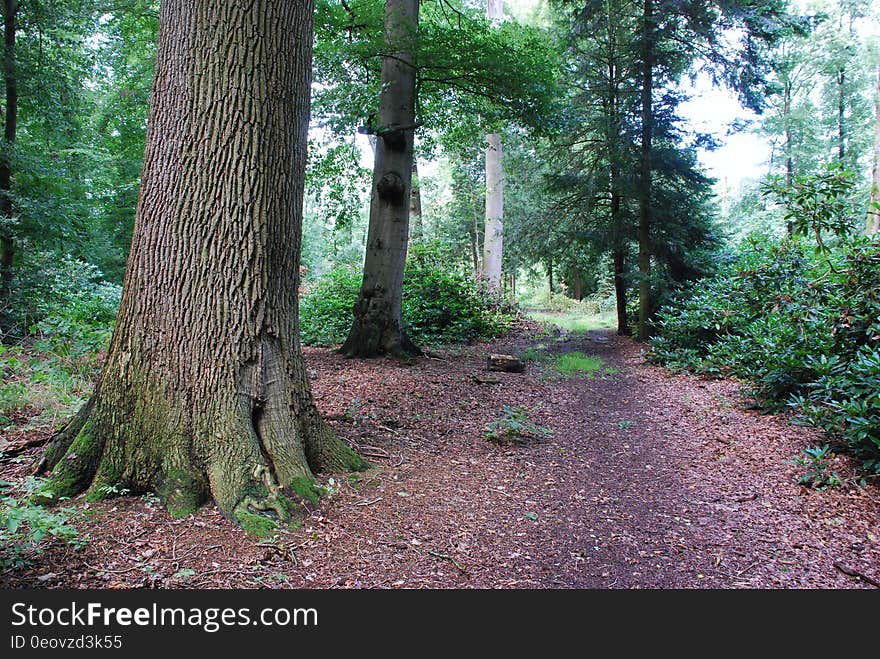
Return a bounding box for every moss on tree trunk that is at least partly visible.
[37,0,366,533]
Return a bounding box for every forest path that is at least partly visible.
[2,326,878,588]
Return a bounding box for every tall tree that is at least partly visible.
[0,0,16,331]
[340,0,421,357]
[869,64,880,235]
[38,0,365,529]
[482,0,504,290]
[636,0,654,341]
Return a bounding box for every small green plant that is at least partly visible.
[617,420,634,430]
[344,397,368,424]
[0,477,86,568]
[790,445,842,489]
[485,405,553,445]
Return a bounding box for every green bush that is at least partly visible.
[650,234,880,466]
[298,265,361,346]
[0,477,85,568]
[402,243,514,345]
[299,243,516,347]
[5,251,119,355]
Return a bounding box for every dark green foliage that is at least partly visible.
[299,243,515,348]
[7,252,119,354]
[0,476,85,568]
[651,234,880,465]
[764,163,862,249]
[485,405,553,445]
[789,445,842,489]
[401,243,514,346]
[298,266,362,347]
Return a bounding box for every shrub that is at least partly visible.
[650,233,880,466]
[298,265,361,346]
[299,243,516,347]
[5,250,119,355]
[0,477,85,568]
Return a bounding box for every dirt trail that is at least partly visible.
[2,327,878,589]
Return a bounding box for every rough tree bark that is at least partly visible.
[482,0,504,290]
[637,0,654,342]
[868,65,880,236]
[37,0,365,533]
[341,0,420,358]
[0,0,17,330]
[605,3,628,336]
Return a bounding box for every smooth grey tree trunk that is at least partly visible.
[410,159,423,240]
[39,0,364,532]
[341,0,420,357]
[482,0,504,290]
[868,65,880,236]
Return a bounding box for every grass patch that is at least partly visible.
[527,311,616,333]
[553,352,604,378]
[0,343,97,433]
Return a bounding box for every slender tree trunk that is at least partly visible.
[783,77,794,236]
[547,256,553,304]
[341,0,420,357]
[605,6,628,337]
[637,0,653,342]
[0,0,17,331]
[613,248,628,335]
[409,158,422,241]
[470,214,479,275]
[482,0,504,290]
[571,267,582,301]
[837,67,845,162]
[868,65,880,236]
[38,0,364,531]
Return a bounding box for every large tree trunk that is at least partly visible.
[482,0,503,290]
[868,65,880,236]
[0,0,17,331]
[341,0,420,358]
[38,0,365,532]
[637,0,653,342]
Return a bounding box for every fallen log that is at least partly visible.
[487,354,525,373]
[0,433,52,458]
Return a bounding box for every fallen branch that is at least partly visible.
[356,445,390,459]
[379,540,469,577]
[425,549,469,575]
[834,562,880,588]
[0,434,52,458]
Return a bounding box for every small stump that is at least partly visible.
[487,354,525,373]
